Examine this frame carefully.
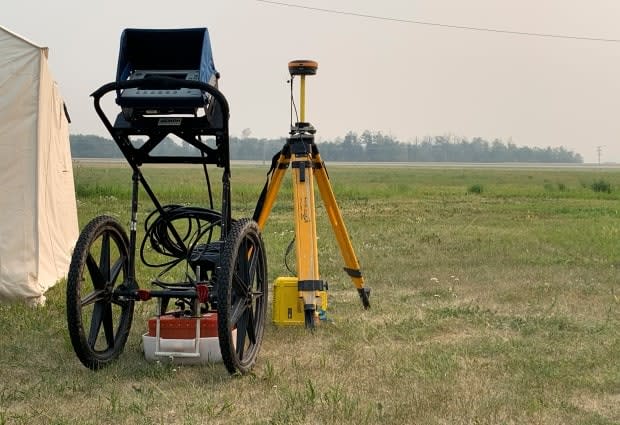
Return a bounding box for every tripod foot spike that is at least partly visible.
[304,307,316,329]
[358,287,371,309]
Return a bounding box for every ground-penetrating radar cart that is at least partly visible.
[65,28,266,374]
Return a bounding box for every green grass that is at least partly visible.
[1,163,619,424]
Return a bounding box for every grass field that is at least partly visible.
[1,163,619,424]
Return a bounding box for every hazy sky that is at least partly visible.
[4,0,620,163]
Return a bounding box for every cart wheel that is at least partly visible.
[66,215,134,370]
[217,219,268,374]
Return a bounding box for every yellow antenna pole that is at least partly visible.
[300,75,306,122]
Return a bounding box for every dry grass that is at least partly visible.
[0,164,619,424]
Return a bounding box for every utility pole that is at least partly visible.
[596,146,603,165]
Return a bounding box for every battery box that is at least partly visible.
[147,313,218,339]
[272,276,327,326]
[142,313,226,364]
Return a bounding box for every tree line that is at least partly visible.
[70,131,583,163]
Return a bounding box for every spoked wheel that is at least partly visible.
[217,219,268,374]
[66,215,134,370]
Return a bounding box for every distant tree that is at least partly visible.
[70,132,584,163]
[70,134,122,158]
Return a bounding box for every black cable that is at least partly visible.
[139,204,222,273]
[284,237,296,275]
[257,0,620,44]
[289,77,299,126]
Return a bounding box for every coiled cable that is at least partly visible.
[139,204,222,274]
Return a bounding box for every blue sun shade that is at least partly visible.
[116,27,217,86]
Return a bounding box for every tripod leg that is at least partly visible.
[314,157,370,309]
[255,152,324,326]
[291,156,323,326]
[255,154,289,231]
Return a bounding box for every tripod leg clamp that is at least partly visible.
[298,280,326,291]
[344,267,362,278]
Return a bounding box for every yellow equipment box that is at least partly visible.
[272,276,327,325]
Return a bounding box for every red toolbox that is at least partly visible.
[147,313,218,339]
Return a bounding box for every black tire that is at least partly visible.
[217,219,268,374]
[66,215,134,370]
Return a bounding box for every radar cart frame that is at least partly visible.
[66,76,267,374]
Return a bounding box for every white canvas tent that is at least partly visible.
[0,25,78,304]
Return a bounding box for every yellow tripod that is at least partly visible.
[253,60,370,328]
